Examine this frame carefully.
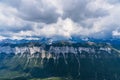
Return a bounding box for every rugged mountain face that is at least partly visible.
[0,41,120,80]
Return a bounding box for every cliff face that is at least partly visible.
[0,42,113,57]
[0,42,120,80]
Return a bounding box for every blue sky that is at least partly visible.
[0,0,120,40]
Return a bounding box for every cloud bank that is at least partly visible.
[0,0,120,40]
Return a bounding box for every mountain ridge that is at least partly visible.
[0,41,120,80]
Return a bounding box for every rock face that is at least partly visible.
[0,42,120,80]
[0,42,113,57]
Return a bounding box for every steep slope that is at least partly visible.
[0,42,120,80]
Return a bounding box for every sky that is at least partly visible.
[0,0,120,40]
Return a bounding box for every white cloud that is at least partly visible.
[0,36,6,40]
[0,0,120,40]
[112,30,120,36]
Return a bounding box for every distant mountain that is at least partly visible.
[1,37,120,46]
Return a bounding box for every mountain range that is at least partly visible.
[0,38,120,80]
